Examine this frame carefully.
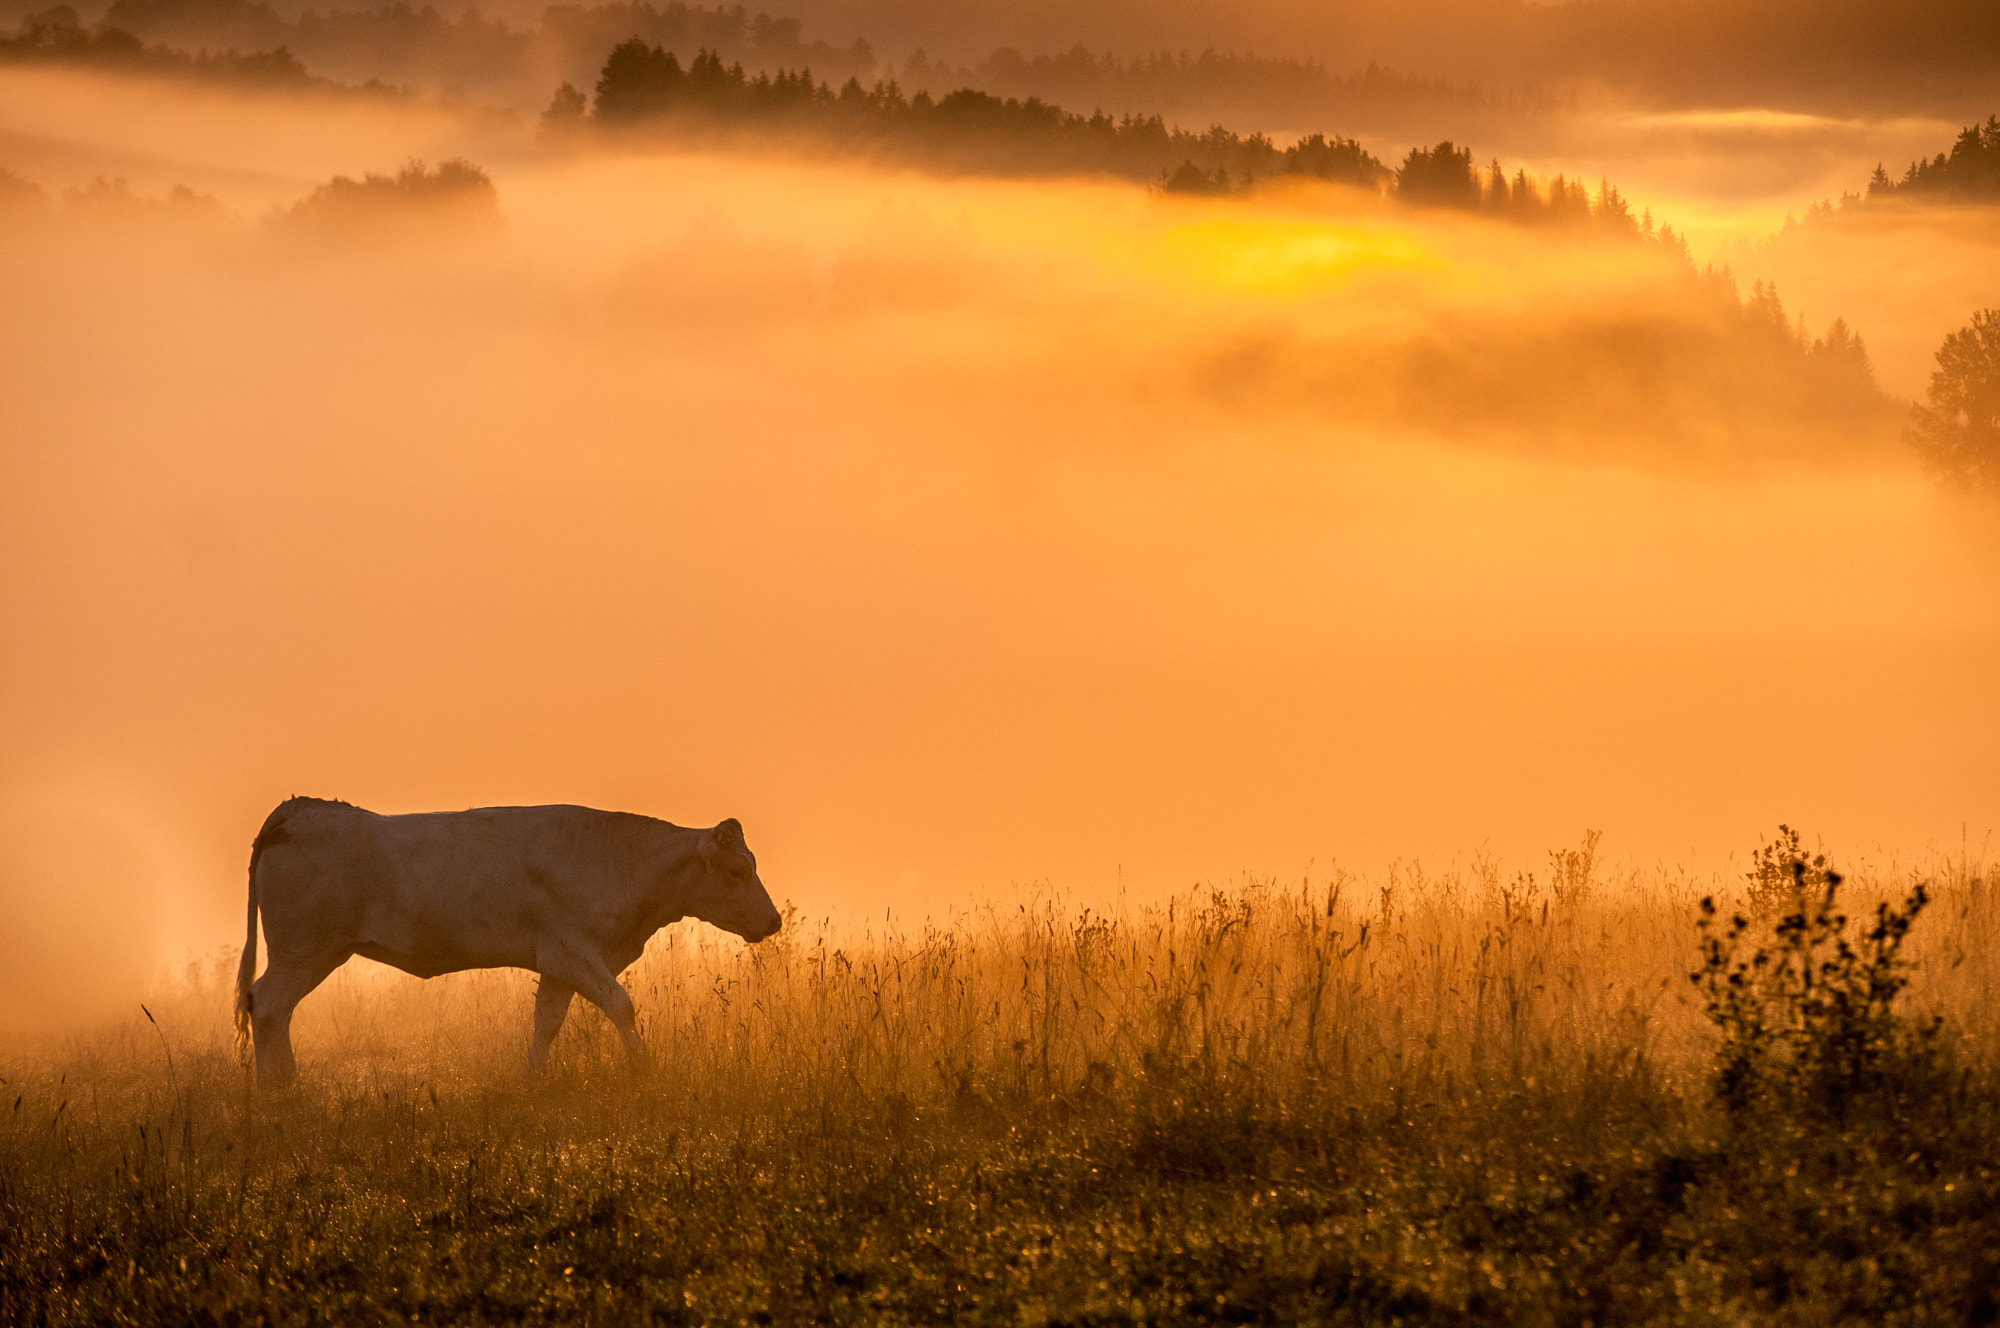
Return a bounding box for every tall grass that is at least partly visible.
[3,837,1996,1324]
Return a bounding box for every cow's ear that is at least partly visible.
[701,818,744,868]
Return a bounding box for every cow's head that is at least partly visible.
[691,818,782,942]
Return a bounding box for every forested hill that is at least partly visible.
[561,40,1384,190]
[1867,116,2000,202]
[0,0,1568,140]
[894,46,1553,139]
[0,0,877,103]
[556,39,1692,257]
[0,6,327,89]
[1796,114,2000,223]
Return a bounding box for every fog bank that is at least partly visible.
[2,68,1995,1037]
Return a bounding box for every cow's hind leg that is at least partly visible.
[528,977,574,1072]
[250,950,349,1088]
[535,936,643,1058]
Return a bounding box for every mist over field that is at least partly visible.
[1,49,1996,1040]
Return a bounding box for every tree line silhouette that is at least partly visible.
[561,39,1691,254]
[10,0,1999,143]
[5,0,1504,133]
[801,0,2000,121]
[271,158,501,239]
[0,156,501,244]
[12,0,874,105]
[1868,116,2000,202]
[1390,140,1687,249]
[562,39,1386,189]
[1798,114,2000,222]
[0,5,323,87]
[894,45,1568,142]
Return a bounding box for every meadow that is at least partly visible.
[4,833,1996,1325]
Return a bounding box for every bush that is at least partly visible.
[1741,823,1835,917]
[1693,831,1940,1122]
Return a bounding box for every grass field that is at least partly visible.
[3,835,1997,1325]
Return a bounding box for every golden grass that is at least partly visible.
[3,837,1996,1324]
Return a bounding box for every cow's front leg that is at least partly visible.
[528,976,574,1072]
[534,934,644,1058]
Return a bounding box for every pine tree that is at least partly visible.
[541,81,587,129]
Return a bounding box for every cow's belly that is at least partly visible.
[352,940,529,980]
[350,877,544,977]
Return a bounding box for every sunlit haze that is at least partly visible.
[2,16,1997,1037]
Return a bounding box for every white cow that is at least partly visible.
[233,797,781,1085]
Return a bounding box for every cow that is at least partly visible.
[232,797,782,1086]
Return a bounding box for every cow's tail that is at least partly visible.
[236,802,291,1059]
